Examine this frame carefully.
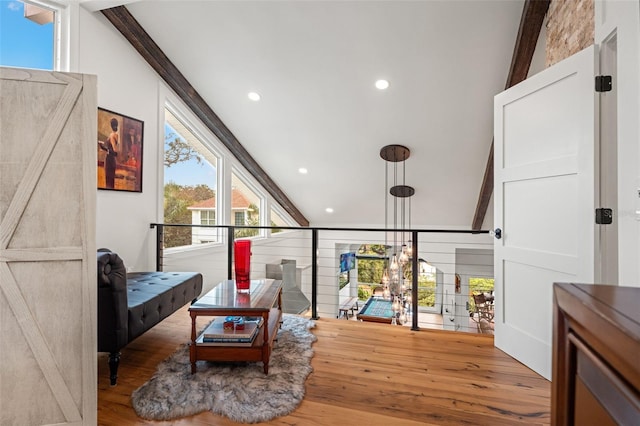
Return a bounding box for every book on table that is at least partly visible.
[199,316,262,343]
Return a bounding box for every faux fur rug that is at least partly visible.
[131,314,316,423]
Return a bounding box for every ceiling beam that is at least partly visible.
[471,0,550,231]
[101,6,310,227]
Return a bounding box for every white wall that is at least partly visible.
[595,0,640,287]
[78,8,160,270]
[75,7,300,272]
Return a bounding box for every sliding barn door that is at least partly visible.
[0,68,97,425]
[493,46,597,380]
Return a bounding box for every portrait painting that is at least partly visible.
[97,108,144,192]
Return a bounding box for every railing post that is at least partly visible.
[312,229,319,319]
[227,227,234,280]
[155,224,164,272]
[411,231,419,330]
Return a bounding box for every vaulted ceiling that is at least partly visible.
[97,0,535,229]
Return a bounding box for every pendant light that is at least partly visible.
[380,144,415,302]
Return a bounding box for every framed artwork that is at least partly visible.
[97,107,144,192]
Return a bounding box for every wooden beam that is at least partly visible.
[101,6,310,227]
[471,0,550,230]
[471,140,494,231]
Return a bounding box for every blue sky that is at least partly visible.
[0,1,53,70]
[164,123,217,188]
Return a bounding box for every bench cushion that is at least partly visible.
[127,271,202,341]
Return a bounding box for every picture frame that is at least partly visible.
[97,107,144,192]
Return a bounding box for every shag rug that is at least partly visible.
[131,314,316,423]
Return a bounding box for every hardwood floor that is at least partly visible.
[98,305,550,425]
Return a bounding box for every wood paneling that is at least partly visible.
[0,67,96,425]
[98,305,550,425]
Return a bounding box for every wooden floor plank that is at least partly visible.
[98,305,550,425]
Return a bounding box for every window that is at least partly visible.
[355,244,388,300]
[468,277,495,313]
[164,107,218,248]
[339,271,350,290]
[270,208,291,234]
[234,211,245,226]
[355,243,442,311]
[231,172,261,238]
[416,261,437,309]
[201,210,215,225]
[0,1,55,70]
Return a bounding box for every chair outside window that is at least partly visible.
[471,292,494,333]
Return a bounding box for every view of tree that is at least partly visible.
[468,277,495,312]
[164,182,214,248]
[270,220,282,234]
[356,245,388,298]
[235,202,260,238]
[164,133,202,167]
[356,245,438,308]
[357,244,388,256]
[357,258,386,285]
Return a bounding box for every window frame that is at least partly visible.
[269,203,296,234]
[1,0,67,71]
[160,88,290,253]
[231,167,265,240]
[162,100,223,252]
[201,210,215,225]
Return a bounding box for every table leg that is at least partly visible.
[190,312,197,374]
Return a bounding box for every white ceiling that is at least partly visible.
[123,0,524,228]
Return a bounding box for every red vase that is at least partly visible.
[234,239,251,291]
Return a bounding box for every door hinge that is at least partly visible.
[595,75,612,92]
[595,208,613,225]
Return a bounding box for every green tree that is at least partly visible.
[270,220,282,234]
[468,277,495,312]
[357,258,385,285]
[163,182,214,248]
[357,244,387,256]
[164,133,202,167]
[235,203,260,238]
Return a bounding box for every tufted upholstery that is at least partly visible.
[126,271,203,340]
[97,249,203,385]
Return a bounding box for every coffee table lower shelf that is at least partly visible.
[189,307,282,374]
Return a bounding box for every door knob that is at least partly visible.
[493,228,502,239]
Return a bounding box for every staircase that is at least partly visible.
[266,260,311,314]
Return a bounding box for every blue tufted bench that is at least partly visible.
[97,249,203,385]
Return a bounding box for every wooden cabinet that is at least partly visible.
[552,283,640,425]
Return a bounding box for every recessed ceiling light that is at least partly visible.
[248,92,261,101]
[298,167,308,174]
[375,79,390,90]
[325,208,334,213]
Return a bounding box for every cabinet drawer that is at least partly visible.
[570,333,640,425]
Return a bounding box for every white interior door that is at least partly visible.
[494,46,597,380]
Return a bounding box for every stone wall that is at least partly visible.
[546,0,594,67]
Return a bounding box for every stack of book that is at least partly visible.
[197,316,264,346]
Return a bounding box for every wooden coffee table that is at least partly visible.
[189,279,283,374]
